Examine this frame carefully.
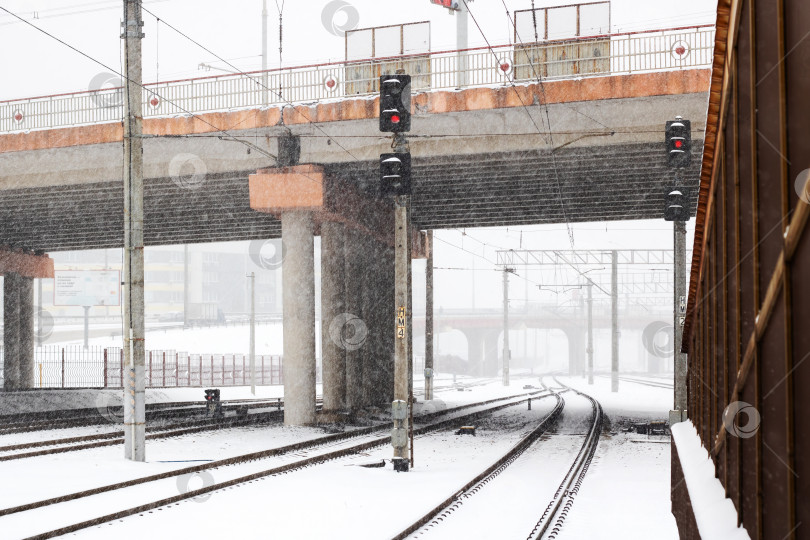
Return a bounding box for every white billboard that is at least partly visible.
[515,1,611,43]
[345,21,431,61]
[54,270,121,307]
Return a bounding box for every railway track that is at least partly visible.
[526,378,604,540]
[0,380,499,460]
[0,397,287,435]
[395,376,604,540]
[0,377,494,437]
[0,405,294,462]
[0,388,551,539]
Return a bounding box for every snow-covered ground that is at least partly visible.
[43,398,565,540]
[0,374,682,539]
[0,371,485,416]
[555,374,679,539]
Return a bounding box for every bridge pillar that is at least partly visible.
[462,330,484,376]
[4,274,20,389]
[249,164,411,415]
[344,227,367,413]
[320,221,346,416]
[3,274,35,390]
[483,330,500,377]
[18,276,34,389]
[565,328,586,376]
[281,212,316,426]
[360,237,377,407]
[364,239,393,408]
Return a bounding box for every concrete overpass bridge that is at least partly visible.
[412,303,672,376]
[0,25,712,251]
[0,25,712,424]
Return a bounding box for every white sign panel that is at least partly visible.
[54,270,121,307]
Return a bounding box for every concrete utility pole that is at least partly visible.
[502,267,511,386]
[674,221,687,411]
[261,0,269,106]
[83,306,90,349]
[392,133,412,472]
[122,0,146,462]
[248,272,256,395]
[586,281,594,385]
[456,0,469,88]
[183,244,189,326]
[611,250,618,393]
[36,278,42,347]
[424,231,434,401]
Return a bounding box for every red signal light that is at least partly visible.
[675,140,682,148]
[391,114,401,124]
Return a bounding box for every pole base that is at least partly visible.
[392,457,409,472]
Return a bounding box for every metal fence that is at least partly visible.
[0,346,289,388]
[0,25,714,134]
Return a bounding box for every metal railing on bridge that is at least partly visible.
[0,346,293,389]
[0,25,714,134]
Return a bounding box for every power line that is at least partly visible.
[0,0,169,27]
[463,1,577,253]
[139,5,361,162]
[0,5,277,162]
[432,232,547,291]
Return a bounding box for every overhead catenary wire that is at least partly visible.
[433,233,550,291]
[0,0,170,27]
[0,5,277,162]
[442,229,616,296]
[139,4,361,162]
[462,0,577,252]
[274,0,285,97]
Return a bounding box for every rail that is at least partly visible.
[0,25,714,134]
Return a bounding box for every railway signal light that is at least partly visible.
[665,117,691,168]
[664,189,690,222]
[379,74,411,133]
[204,388,222,417]
[430,0,460,9]
[380,152,412,196]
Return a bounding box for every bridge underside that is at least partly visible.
[0,141,700,252]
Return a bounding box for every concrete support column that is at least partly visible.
[483,330,500,377]
[320,221,346,415]
[360,238,378,408]
[343,228,365,413]
[464,330,484,377]
[281,212,316,425]
[566,329,585,376]
[3,273,35,390]
[379,243,396,405]
[18,276,34,389]
[611,250,619,393]
[365,239,390,408]
[4,274,21,390]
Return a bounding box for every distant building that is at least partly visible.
[36,244,279,319]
